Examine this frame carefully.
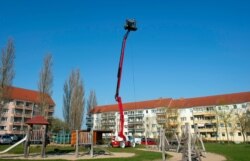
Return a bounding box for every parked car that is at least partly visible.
[141,138,157,145]
[8,134,18,142]
[134,137,142,144]
[0,135,12,144]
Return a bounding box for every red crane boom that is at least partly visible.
[115,19,137,144]
[115,30,130,141]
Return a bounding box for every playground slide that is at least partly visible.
[0,135,27,154]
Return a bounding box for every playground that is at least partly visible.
[1,19,249,161]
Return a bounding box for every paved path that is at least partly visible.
[166,151,226,161]
[0,150,226,161]
[0,152,135,160]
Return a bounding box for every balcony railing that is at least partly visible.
[193,119,216,124]
[14,113,23,117]
[128,120,144,124]
[198,128,215,133]
[128,113,144,117]
[25,106,33,110]
[193,111,216,116]
[157,119,166,123]
[24,114,32,118]
[13,122,22,126]
[15,105,24,109]
[128,128,145,132]
[101,122,116,125]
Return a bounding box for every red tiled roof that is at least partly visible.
[91,98,172,113]
[26,115,49,125]
[170,92,250,108]
[91,92,250,113]
[5,86,55,106]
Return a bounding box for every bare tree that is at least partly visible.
[86,90,97,115]
[0,38,15,123]
[216,106,234,143]
[63,81,71,124]
[63,69,85,130]
[235,108,249,143]
[38,54,53,118]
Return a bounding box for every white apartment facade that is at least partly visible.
[91,92,250,142]
[92,99,171,138]
[0,86,55,135]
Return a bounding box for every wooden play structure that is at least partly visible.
[161,129,181,152]
[71,129,113,158]
[180,123,206,161]
[158,123,206,161]
[24,115,49,158]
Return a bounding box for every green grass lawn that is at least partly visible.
[205,143,250,161]
[2,143,250,161]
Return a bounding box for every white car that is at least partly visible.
[0,135,12,144]
[134,137,142,144]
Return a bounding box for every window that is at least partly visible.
[146,110,148,113]
[230,132,234,137]
[220,123,224,127]
[228,123,232,128]
[190,117,193,120]
[237,123,241,127]
[181,117,187,121]
[222,133,225,137]
[242,104,247,108]
[238,132,242,136]
[233,105,237,109]
[218,106,221,110]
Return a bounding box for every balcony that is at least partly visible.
[14,113,23,117]
[101,122,116,125]
[0,122,7,126]
[128,113,144,117]
[15,105,24,110]
[193,119,216,124]
[13,122,22,126]
[45,109,54,113]
[25,106,33,110]
[24,114,32,118]
[167,122,178,127]
[193,111,216,116]
[128,128,145,132]
[157,118,166,124]
[156,110,166,115]
[198,128,215,133]
[128,120,144,124]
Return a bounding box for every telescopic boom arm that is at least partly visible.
[115,19,137,141]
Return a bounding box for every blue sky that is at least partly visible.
[1,0,250,120]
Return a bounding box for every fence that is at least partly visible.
[52,132,71,144]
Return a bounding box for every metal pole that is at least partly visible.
[90,129,94,157]
[187,123,191,161]
[24,125,31,158]
[75,130,79,158]
[41,125,46,158]
[161,129,166,161]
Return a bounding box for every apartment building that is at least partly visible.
[91,92,250,142]
[172,92,250,142]
[91,98,171,138]
[0,86,55,135]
